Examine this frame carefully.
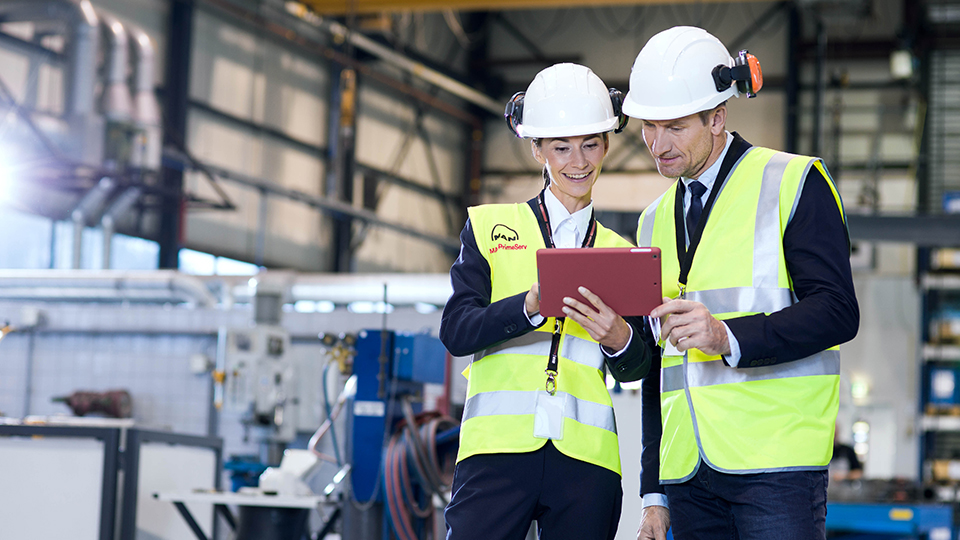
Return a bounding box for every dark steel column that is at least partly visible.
[811,16,827,157]
[326,59,358,272]
[159,0,194,268]
[462,12,491,211]
[785,2,801,154]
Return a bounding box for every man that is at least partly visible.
[622,26,860,540]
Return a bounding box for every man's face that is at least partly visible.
[640,108,723,180]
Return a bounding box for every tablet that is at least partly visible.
[536,247,661,318]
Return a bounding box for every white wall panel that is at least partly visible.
[264,51,328,146]
[191,13,261,118]
[352,81,464,272]
[840,274,920,478]
[185,108,330,269]
[185,10,336,269]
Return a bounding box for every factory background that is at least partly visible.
[0,0,957,538]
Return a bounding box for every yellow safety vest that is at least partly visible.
[457,201,632,474]
[637,147,844,482]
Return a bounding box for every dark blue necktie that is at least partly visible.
[686,180,707,239]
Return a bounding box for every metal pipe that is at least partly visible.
[229,272,453,306]
[0,0,100,117]
[0,270,218,307]
[100,186,142,269]
[97,11,132,122]
[70,176,116,268]
[23,330,36,417]
[101,214,114,270]
[71,208,84,269]
[127,23,162,169]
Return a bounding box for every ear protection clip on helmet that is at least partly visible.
[608,88,629,134]
[711,50,764,98]
[504,91,524,138]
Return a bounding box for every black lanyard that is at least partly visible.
[534,189,597,394]
[672,137,742,297]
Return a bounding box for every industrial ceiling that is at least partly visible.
[302,0,770,16]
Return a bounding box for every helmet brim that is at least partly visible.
[517,116,619,139]
[622,87,738,121]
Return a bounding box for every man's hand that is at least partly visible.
[525,283,541,317]
[637,505,670,540]
[651,297,730,356]
[560,286,630,351]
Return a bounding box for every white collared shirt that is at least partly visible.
[543,187,592,249]
[680,131,733,245]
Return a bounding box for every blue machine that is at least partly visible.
[826,502,954,539]
[347,329,457,540]
[393,332,447,385]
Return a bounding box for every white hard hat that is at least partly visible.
[505,63,627,139]
[623,26,740,121]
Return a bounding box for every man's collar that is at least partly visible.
[682,131,734,193]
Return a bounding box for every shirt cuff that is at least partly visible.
[642,493,669,509]
[526,310,544,327]
[723,322,741,367]
[601,324,633,357]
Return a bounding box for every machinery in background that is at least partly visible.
[52,389,132,418]
[223,324,296,461]
[204,328,455,540]
[216,278,299,465]
[344,329,458,540]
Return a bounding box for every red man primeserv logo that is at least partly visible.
[489,224,526,254]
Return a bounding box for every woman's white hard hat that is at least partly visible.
[623,26,740,121]
[514,63,620,138]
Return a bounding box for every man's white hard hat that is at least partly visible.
[622,26,740,121]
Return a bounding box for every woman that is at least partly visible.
[440,63,652,540]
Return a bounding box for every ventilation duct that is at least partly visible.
[127,23,162,170]
[0,0,104,166]
[0,270,218,307]
[98,11,132,123]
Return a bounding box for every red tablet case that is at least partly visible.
[536,247,661,318]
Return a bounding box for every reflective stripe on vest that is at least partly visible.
[685,287,795,316]
[637,192,663,248]
[475,331,606,372]
[661,349,840,393]
[462,390,617,434]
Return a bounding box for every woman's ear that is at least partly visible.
[531,140,546,165]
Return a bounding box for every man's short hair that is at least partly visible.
[698,101,728,125]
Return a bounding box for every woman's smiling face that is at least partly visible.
[533,133,609,214]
